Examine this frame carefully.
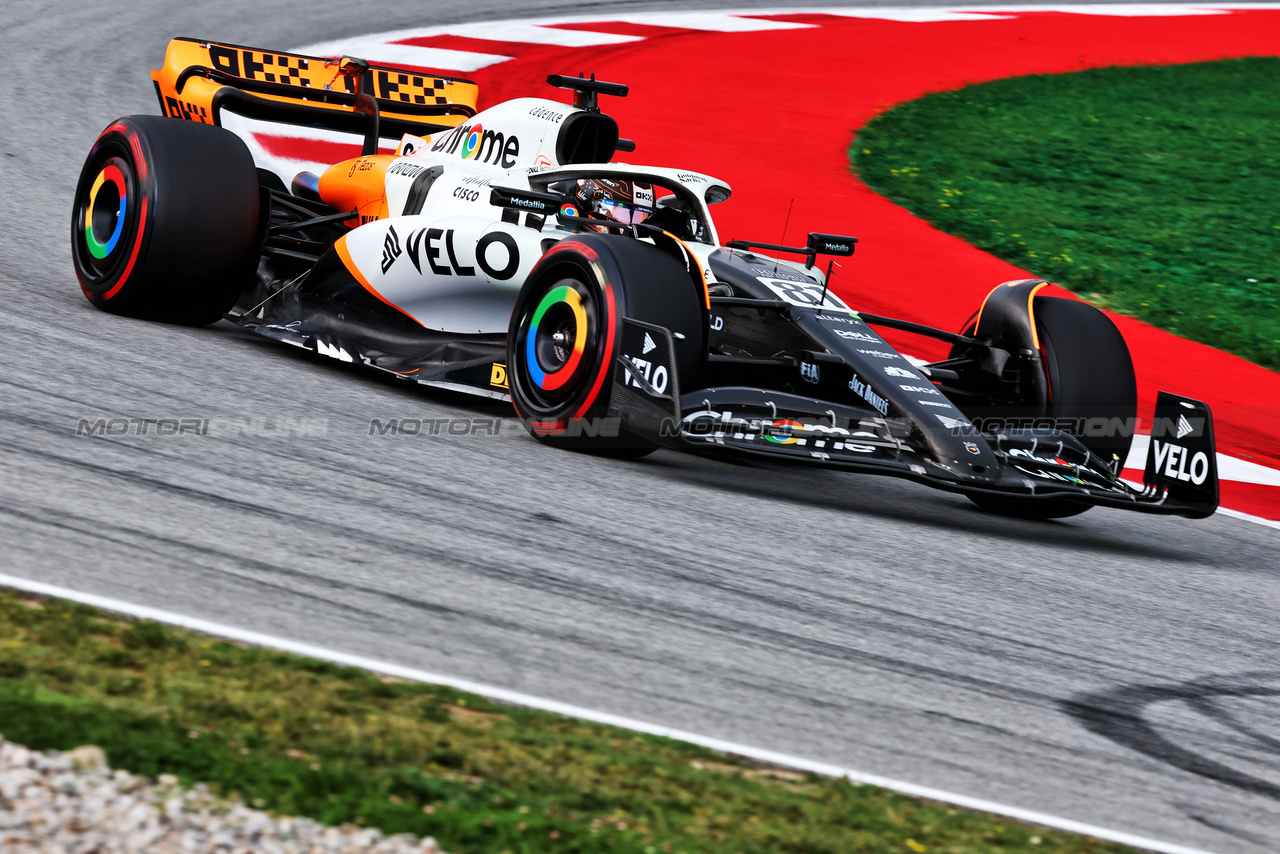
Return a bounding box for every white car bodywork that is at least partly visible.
[304,95,828,333]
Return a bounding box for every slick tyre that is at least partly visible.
[507,234,706,456]
[72,115,261,325]
[967,296,1137,520]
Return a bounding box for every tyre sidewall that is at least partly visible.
[1035,296,1138,465]
[508,239,622,431]
[72,116,260,324]
[508,234,706,445]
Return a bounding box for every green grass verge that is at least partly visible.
[851,57,1280,370]
[0,589,1134,854]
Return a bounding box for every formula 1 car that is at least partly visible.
[71,37,1219,520]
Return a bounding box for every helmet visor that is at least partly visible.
[599,199,653,225]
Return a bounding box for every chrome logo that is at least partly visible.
[765,419,804,444]
[526,285,587,391]
[559,203,579,217]
[460,124,483,160]
[85,164,127,260]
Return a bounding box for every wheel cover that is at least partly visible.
[526,284,589,391]
[514,273,604,413]
[85,163,128,259]
[74,150,139,289]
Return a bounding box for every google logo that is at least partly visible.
[526,285,587,391]
[460,124,483,160]
[85,164,128,260]
[764,419,804,444]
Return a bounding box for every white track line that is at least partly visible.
[1125,435,1280,488]
[295,2,1280,57]
[299,40,511,72]
[1214,507,1280,531]
[0,572,1218,854]
[592,11,815,30]
[440,22,644,46]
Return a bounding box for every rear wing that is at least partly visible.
[150,37,478,141]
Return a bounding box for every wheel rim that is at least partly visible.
[515,274,603,413]
[73,148,139,290]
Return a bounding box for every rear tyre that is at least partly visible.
[967,296,1137,520]
[72,116,261,325]
[507,234,705,456]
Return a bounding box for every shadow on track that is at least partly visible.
[1064,672,1280,804]
[217,319,1211,565]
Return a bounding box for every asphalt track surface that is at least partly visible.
[2,2,1279,851]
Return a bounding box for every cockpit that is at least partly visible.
[529,167,730,246]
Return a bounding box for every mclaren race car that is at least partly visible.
[71,38,1220,520]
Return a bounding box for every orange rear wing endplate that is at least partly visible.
[150,37,478,139]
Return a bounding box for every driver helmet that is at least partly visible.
[571,178,655,226]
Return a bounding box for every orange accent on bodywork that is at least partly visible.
[320,156,393,226]
[334,235,422,326]
[663,230,711,310]
[972,282,1003,335]
[1025,281,1050,351]
[973,279,1050,347]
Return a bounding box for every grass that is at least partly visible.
[851,57,1280,370]
[0,588,1138,854]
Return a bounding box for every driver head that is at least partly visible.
[573,178,655,226]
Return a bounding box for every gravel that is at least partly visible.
[0,739,448,853]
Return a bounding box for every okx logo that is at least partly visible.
[431,122,521,168]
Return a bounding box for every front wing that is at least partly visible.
[610,321,1218,519]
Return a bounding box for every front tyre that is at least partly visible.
[968,295,1137,520]
[72,116,260,325]
[507,234,705,455]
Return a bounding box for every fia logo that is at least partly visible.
[800,362,820,383]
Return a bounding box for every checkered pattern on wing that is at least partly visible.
[376,71,456,105]
[273,54,312,88]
